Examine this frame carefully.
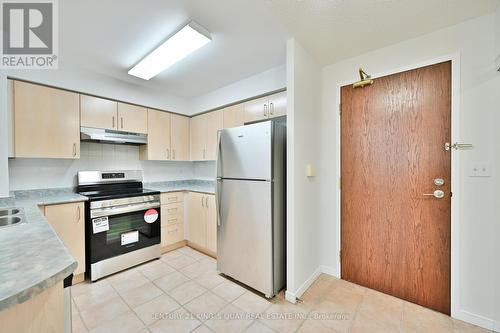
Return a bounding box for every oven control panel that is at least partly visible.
[102,172,125,179]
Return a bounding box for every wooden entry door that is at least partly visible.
[340,61,451,314]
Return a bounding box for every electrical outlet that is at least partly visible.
[470,163,491,177]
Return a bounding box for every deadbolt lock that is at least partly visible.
[434,178,445,186]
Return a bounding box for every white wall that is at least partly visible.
[318,14,500,330]
[8,142,196,191]
[2,66,189,114]
[285,39,322,301]
[188,65,286,115]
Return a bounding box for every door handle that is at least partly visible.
[205,196,209,208]
[76,205,81,222]
[263,104,268,117]
[423,190,445,199]
[270,102,274,116]
[201,196,205,207]
[216,179,222,226]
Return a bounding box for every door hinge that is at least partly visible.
[339,250,342,261]
[339,177,341,190]
[338,104,342,116]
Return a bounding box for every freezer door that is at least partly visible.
[217,121,272,180]
[216,179,273,296]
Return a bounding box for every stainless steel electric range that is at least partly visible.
[77,170,161,281]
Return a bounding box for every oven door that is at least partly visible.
[88,203,161,264]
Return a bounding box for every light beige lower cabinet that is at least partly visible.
[42,202,86,277]
[0,281,64,333]
[160,192,185,248]
[186,192,216,254]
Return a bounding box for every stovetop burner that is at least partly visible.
[76,170,160,201]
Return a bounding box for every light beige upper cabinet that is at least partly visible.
[170,114,190,161]
[140,109,171,160]
[205,110,223,160]
[223,103,245,129]
[244,91,287,123]
[44,202,86,276]
[80,95,118,130]
[187,192,207,248]
[244,95,270,123]
[268,91,287,118]
[117,102,148,134]
[13,80,80,159]
[206,195,217,253]
[190,110,223,161]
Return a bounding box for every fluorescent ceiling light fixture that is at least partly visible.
[128,21,211,80]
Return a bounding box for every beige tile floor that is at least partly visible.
[71,246,491,333]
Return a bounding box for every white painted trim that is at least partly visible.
[335,53,462,316]
[454,310,498,332]
[285,38,296,302]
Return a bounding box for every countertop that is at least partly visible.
[0,179,214,312]
[144,179,215,194]
[0,189,86,312]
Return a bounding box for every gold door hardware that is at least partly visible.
[353,68,374,88]
[444,142,473,151]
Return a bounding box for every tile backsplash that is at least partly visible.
[8,142,214,191]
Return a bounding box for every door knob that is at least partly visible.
[423,190,445,199]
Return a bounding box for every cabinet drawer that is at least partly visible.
[161,214,183,227]
[163,202,183,216]
[162,223,184,246]
[161,192,184,205]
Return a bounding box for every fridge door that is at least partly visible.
[217,179,273,296]
[217,121,272,180]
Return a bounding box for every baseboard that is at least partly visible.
[161,240,187,254]
[285,266,323,304]
[455,309,498,332]
[187,241,217,259]
[318,265,338,278]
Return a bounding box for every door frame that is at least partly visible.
[335,54,461,318]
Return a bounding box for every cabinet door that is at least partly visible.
[268,91,287,119]
[190,114,206,161]
[244,95,269,123]
[44,202,85,276]
[14,81,80,159]
[206,195,217,254]
[223,103,245,129]
[171,114,190,161]
[141,109,171,161]
[186,192,207,248]
[205,110,223,160]
[117,102,148,134]
[80,95,118,130]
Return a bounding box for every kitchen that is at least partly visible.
[1,1,500,333]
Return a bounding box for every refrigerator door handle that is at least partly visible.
[216,130,222,178]
[216,178,222,227]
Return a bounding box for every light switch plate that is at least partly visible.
[470,163,491,177]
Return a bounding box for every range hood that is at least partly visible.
[80,127,147,145]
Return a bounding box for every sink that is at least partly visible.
[0,208,25,228]
[0,208,20,217]
[0,216,23,227]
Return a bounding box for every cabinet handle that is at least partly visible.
[203,148,206,159]
[121,117,124,129]
[72,143,77,157]
[77,206,81,222]
[167,149,170,159]
[168,228,178,234]
[201,196,205,207]
[264,104,268,117]
[112,116,115,128]
[172,149,175,160]
[205,196,208,208]
[270,102,274,116]
[168,218,178,224]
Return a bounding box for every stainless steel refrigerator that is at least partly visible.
[216,119,286,298]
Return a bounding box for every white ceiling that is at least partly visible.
[265,0,500,65]
[61,0,289,98]
[59,0,499,99]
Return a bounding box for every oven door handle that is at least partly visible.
[91,201,160,218]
